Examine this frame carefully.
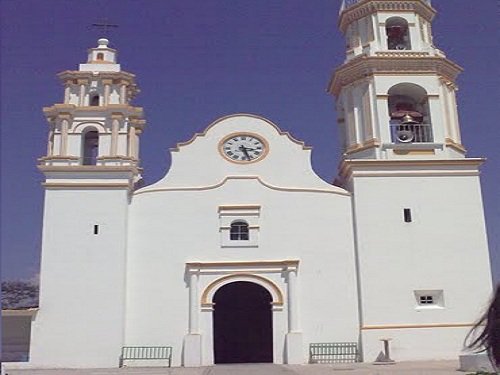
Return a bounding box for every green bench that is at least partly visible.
[120,346,172,367]
[309,342,359,364]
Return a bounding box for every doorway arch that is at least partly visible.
[213,281,273,364]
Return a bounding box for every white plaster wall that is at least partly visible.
[351,173,492,361]
[125,115,359,366]
[30,189,129,368]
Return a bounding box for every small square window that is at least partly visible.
[414,290,444,309]
[419,295,434,305]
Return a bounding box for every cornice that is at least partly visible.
[38,165,139,174]
[170,113,312,152]
[43,104,144,119]
[57,70,136,83]
[329,55,463,96]
[339,0,436,33]
[42,182,132,190]
[339,158,485,180]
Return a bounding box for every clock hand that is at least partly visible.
[239,145,252,160]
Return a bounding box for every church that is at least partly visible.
[17,0,493,369]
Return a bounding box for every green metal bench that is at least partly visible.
[120,346,172,367]
[309,342,359,364]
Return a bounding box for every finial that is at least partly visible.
[97,38,110,48]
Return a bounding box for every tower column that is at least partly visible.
[59,117,69,156]
[103,79,112,106]
[77,79,87,106]
[110,114,121,156]
[120,82,127,104]
[128,125,136,158]
[64,84,71,104]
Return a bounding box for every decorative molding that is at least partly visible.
[200,273,285,308]
[42,182,131,189]
[361,322,475,330]
[445,138,467,154]
[345,138,381,154]
[339,0,436,33]
[2,308,39,317]
[329,56,463,96]
[38,165,139,173]
[134,175,350,197]
[339,158,485,180]
[170,113,312,152]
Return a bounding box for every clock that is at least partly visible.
[219,133,268,163]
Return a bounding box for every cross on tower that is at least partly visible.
[92,19,118,37]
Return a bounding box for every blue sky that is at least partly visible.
[1,0,498,283]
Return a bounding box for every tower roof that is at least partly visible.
[79,38,121,72]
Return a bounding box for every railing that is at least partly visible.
[340,0,431,12]
[390,123,433,143]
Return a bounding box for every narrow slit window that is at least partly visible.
[93,225,99,235]
[403,208,412,223]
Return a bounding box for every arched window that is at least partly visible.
[90,93,100,106]
[388,83,432,143]
[82,130,99,165]
[386,17,411,50]
[96,53,104,61]
[230,221,249,241]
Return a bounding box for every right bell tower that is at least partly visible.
[330,0,465,160]
[330,0,493,362]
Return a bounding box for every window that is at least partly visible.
[414,290,444,309]
[219,205,260,247]
[403,208,412,223]
[96,53,104,61]
[82,130,99,165]
[90,94,100,106]
[230,221,249,241]
[386,17,411,50]
[419,295,434,305]
[388,83,433,143]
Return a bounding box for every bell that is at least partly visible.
[401,113,418,124]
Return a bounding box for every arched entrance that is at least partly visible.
[213,281,273,364]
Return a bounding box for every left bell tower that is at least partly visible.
[40,37,144,170]
[31,39,145,368]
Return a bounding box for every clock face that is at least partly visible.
[220,133,267,163]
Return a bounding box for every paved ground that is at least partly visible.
[3,360,491,375]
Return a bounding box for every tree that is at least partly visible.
[1,280,39,309]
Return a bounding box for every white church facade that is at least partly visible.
[18,0,494,369]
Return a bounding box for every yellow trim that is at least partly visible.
[2,308,39,317]
[200,273,285,306]
[345,139,380,154]
[188,260,299,268]
[445,138,467,153]
[218,132,270,164]
[393,149,435,155]
[362,322,475,330]
[170,113,312,152]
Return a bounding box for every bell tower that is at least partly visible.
[31,39,145,368]
[331,0,492,362]
[40,37,144,172]
[329,0,465,160]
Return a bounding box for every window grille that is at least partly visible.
[230,221,249,241]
